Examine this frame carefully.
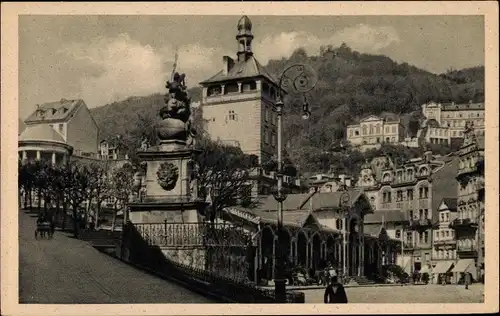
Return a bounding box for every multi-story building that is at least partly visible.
[346,114,405,152]
[23,99,99,158]
[421,101,485,139]
[432,198,458,284]
[199,15,279,164]
[198,16,303,197]
[99,136,129,160]
[307,173,353,193]
[356,152,458,275]
[449,122,484,282]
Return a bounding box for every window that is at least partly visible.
[265,107,270,122]
[395,229,401,239]
[385,137,390,142]
[271,133,276,147]
[349,130,353,137]
[391,137,396,142]
[376,137,380,143]
[440,213,444,222]
[392,126,396,133]
[423,209,428,219]
[264,128,269,144]
[445,230,449,238]
[376,125,381,134]
[406,232,413,245]
[407,189,413,200]
[424,231,429,243]
[409,210,413,219]
[355,130,359,136]
[385,127,389,133]
[369,125,373,134]
[228,110,237,121]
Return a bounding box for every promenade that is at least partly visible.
[19,211,215,304]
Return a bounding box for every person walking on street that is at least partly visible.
[464,272,471,290]
[324,276,348,304]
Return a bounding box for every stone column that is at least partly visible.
[358,239,363,276]
[22,150,27,161]
[51,152,56,165]
[221,84,225,95]
[36,150,41,160]
[238,82,242,93]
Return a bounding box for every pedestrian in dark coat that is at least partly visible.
[324,276,348,304]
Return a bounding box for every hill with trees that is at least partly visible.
[90,44,484,176]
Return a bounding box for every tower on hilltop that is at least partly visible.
[199,15,280,164]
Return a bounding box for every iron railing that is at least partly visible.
[134,221,251,247]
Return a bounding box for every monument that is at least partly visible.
[127,58,208,267]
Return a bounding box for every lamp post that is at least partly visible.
[340,192,350,281]
[272,64,317,303]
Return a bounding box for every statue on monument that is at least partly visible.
[157,52,197,144]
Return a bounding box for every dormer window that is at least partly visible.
[228,110,237,121]
[60,107,68,114]
[51,108,57,115]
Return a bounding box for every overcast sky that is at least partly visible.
[19,15,484,119]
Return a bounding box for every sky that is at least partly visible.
[19,15,484,119]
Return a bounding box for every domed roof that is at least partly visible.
[237,15,252,31]
[19,124,65,144]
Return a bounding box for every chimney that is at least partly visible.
[222,56,234,76]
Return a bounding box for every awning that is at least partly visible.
[433,261,454,274]
[451,259,475,273]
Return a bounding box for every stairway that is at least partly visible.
[344,276,376,286]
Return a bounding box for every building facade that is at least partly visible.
[432,198,458,284]
[421,101,485,139]
[449,122,484,282]
[355,152,458,275]
[199,16,280,164]
[220,189,400,282]
[23,99,100,158]
[346,115,405,152]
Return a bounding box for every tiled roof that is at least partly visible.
[441,198,458,211]
[19,124,66,144]
[363,224,384,237]
[255,188,365,212]
[199,56,278,85]
[364,209,406,224]
[430,156,459,222]
[24,99,82,124]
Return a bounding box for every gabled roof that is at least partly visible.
[19,124,66,144]
[430,156,459,221]
[199,56,278,85]
[24,99,82,124]
[440,198,458,212]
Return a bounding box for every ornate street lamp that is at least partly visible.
[273,63,317,303]
[340,192,350,280]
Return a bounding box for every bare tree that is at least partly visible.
[86,162,112,230]
[196,138,258,222]
[64,162,91,237]
[109,162,135,231]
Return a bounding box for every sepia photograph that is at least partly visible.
[2,2,499,315]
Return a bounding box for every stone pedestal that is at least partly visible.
[128,140,207,225]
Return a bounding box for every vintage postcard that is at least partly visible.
[1,1,498,315]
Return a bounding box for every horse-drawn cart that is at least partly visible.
[35,221,54,239]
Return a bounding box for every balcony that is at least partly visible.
[408,218,433,230]
[456,246,478,258]
[449,218,478,230]
[434,239,457,246]
[456,165,478,183]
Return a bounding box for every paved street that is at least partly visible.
[304,284,484,303]
[19,211,215,304]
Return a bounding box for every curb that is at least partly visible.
[261,283,426,291]
[94,247,233,303]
